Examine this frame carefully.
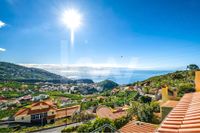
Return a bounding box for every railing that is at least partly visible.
[91,124,119,133]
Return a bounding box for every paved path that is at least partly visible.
[34,122,83,133]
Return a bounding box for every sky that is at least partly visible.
[0,0,200,69]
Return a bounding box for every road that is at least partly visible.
[34,122,83,133]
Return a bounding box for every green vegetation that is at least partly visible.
[128,101,160,124]
[0,128,13,133]
[98,80,118,91]
[70,112,96,123]
[46,91,83,100]
[187,64,199,70]
[134,70,195,96]
[0,108,19,119]
[81,90,138,110]
[178,83,195,97]
[0,62,71,82]
[114,115,131,129]
[61,126,78,133]
[72,118,115,133]
[62,116,132,133]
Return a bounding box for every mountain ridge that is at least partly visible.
[0,62,93,83]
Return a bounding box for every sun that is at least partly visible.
[62,9,82,31]
[61,9,82,46]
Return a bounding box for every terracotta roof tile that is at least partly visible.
[161,100,179,108]
[157,92,200,133]
[15,100,80,119]
[119,120,157,133]
[96,106,126,120]
[56,105,80,119]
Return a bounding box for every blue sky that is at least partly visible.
[0,0,200,69]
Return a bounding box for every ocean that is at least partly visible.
[32,65,174,84]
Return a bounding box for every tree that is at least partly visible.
[187,64,199,70]
[128,102,156,123]
[178,83,195,97]
[77,123,92,133]
[150,101,160,113]
[137,104,154,122]
[76,118,115,133]
[139,96,152,103]
[114,116,131,129]
[92,118,115,130]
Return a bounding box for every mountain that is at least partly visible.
[97,79,119,91]
[0,62,73,83]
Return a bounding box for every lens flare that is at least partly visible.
[62,9,82,46]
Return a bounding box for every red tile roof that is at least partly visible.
[96,106,127,120]
[15,100,56,116]
[157,92,200,133]
[161,100,179,108]
[15,100,80,119]
[56,105,80,119]
[120,120,157,133]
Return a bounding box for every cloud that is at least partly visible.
[0,21,6,28]
[0,48,6,52]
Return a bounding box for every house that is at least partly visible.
[14,100,80,124]
[156,71,200,132]
[0,96,7,103]
[119,120,157,133]
[32,94,49,101]
[157,92,200,133]
[19,95,32,102]
[96,106,127,120]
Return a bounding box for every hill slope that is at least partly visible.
[98,79,119,91]
[0,62,72,83]
[132,70,195,96]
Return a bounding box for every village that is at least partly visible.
[0,64,199,133]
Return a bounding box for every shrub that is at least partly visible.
[62,126,78,133]
[178,83,195,97]
[114,116,131,129]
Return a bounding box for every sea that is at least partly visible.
[34,66,174,85]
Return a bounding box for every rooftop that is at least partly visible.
[157,92,200,133]
[119,120,157,133]
[161,100,179,108]
[15,100,80,119]
[96,106,127,120]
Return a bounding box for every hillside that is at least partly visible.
[132,70,195,96]
[98,79,119,91]
[0,62,73,83]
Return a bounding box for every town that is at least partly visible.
[0,64,199,132]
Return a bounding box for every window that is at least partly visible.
[44,112,47,117]
[31,115,36,120]
[31,112,48,120]
[35,114,40,119]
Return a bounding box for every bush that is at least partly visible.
[62,126,78,133]
[77,123,91,133]
[150,101,160,113]
[114,116,131,129]
[137,104,154,122]
[178,83,195,97]
[139,96,152,103]
[76,118,115,133]
[0,128,13,133]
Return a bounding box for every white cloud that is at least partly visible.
[0,21,6,28]
[0,48,6,52]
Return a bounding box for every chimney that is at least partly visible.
[195,71,200,92]
[162,85,169,102]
